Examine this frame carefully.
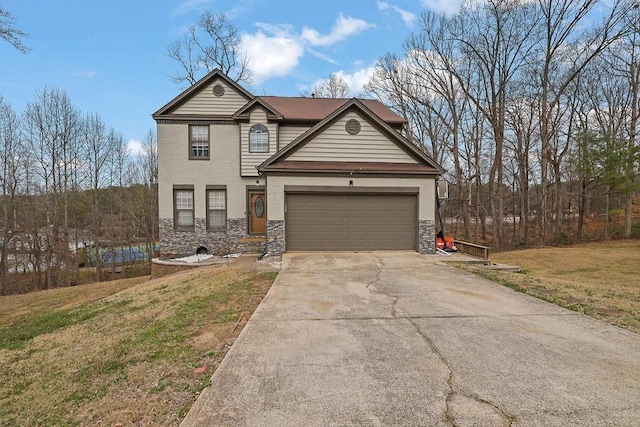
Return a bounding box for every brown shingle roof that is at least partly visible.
[258,96,406,124]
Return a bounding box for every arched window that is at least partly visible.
[249,124,269,153]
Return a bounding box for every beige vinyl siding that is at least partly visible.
[288,112,418,164]
[240,109,277,176]
[173,80,248,115]
[278,125,310,149]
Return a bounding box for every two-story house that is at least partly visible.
[153,69,443,257]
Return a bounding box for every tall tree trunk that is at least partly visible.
[0,206,9,295]
[624,193,633,238]
[577,178,587,242]
[604,188,611,240]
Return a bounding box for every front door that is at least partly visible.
[249,192,266,234]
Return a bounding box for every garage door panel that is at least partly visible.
[286,193,417,251]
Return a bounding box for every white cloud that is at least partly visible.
[308,66,377,96]
[306,47,340,66]
[421,0,464,15]
[254,22,296,37]
[377,1,416,27]
[336,67,377,94]
[240,14,375,85]
[127,138,143,156]
[241,31,304,84]
[301,14,375,47]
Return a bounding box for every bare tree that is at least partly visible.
[0,99,24,294]
[121,129,159,263]
[362,0,638,249]
[605,24,640,237]
[403,14,475,239]
[0,6,29,53]
[305,73,351,98]
[81,113,114,281]
[167,11,252,86]
[505,80,539,245]
[23,88,80,288]
[447,0,540,250]
[533,0,633,242]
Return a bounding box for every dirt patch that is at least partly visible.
[597,308,628,317]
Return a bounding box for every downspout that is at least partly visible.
[257,169,268,260]
[436,178,445,237]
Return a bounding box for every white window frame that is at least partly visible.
[249,124,269,153]
[189,125,210,159]
[207,187,227,231]
[174,188,194,230]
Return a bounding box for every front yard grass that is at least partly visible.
[457,240,640,333]
[0,265,277,426]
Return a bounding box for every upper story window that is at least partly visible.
[189,125,210,159]
[249,124,269,153]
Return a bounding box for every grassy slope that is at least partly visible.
[0,276,150,328]
[460,240,640,333]
[0,264,277,426]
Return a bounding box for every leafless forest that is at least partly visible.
[0,89,158,295]
[364,0,640,249]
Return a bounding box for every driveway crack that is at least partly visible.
[407,318,456,426]
[367,255,398,319]
[407,318,516,427]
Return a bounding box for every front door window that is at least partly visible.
[249,192,266,234]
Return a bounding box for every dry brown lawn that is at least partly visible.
[0,261,277,426]
[462,240,640,333]
[0,276,149,328]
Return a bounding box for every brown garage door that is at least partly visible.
[285,193,417,251]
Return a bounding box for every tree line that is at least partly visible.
[0,90,158,295]
[364,0,639,250]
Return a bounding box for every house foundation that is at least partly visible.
[159,218,265,257]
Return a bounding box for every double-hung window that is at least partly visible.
[190,125,210,159]
[207,187,227,231]
[249,124,269,153]
[174,188,194,230]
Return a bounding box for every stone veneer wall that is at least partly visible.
[159,218,435,256]
[419,219,436,254]
[159,218,265,257]
[265,220,285,256]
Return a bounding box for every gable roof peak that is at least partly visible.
[258,96,443,175]
[152,69,254,118]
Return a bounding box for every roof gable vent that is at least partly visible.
[212,84,225,97]
[345,119,361,135]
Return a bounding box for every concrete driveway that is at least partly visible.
[181,252,640,426]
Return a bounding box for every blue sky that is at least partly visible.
[0,0,462,153]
